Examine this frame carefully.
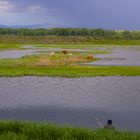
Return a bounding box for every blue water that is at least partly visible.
[0,76,140,131]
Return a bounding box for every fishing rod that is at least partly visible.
[96,117,104,128]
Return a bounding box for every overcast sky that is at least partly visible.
[0,0,140,29]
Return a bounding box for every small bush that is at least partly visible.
[62,50,69,54]
[86,55,94,60]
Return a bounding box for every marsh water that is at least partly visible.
[0,76,140,131]
[0,46,140,66]
[0,47,93,59]
[86,47,140,66]
[0,46,140,131]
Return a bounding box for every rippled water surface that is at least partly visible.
[0,76,140,131]
[86,48,140,66]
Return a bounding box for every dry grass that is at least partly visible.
[36,57,52,66]
[0,51,95,68]
[27,53,94,66]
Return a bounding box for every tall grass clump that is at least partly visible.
[0,121,140,140]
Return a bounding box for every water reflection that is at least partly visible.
[0,106,140,131]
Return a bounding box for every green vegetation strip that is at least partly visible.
[0,44,22,50]
[0,42,139,51]
[0,121,139,140]
[1,36,140,45]
[0,66,140,77]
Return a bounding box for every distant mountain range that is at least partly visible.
[0,25,7,28]
[0,23,72,29]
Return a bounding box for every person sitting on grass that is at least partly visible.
[104,119,115,129]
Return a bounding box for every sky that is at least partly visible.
[0,0,140,29]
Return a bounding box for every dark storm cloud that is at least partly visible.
[0,0,140,29]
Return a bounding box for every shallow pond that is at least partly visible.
[0,76,140,131]
[0,46,94,59]
[86,48,140,66]
[0,46,140,66]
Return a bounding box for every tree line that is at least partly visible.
[0,28,140,39]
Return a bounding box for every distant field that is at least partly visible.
[1,35,140,45]
[0,121,139,140]
[0,35,140,51]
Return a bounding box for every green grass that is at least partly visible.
[34,44,113,49]
[0,42,139,51]
[1,35,140,45]
[0,43,130,51]
[0,66,139,77]
[0,44,22,50]
[0,43,137,51]
[0,47,139,77]
[0,121,139,140]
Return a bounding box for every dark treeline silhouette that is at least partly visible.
[0,28,140,39]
